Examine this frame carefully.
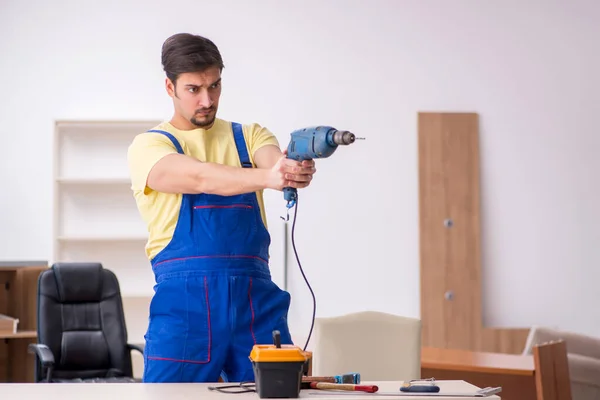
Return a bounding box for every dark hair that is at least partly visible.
[161,33,224,84]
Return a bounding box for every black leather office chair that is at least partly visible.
[28,262,144,382]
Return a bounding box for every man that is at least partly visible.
[127,33,316,383]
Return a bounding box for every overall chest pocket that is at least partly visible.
[193,201,259,244]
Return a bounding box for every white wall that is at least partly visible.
[1,0,599,341]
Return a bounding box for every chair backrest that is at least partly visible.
[523,326,600,399]
[36,262,133,381]
[311,311,421,381]
[533,340,573,400]
[523,326,600,360]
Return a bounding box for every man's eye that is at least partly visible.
[188,87,198,93]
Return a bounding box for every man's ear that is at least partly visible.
[165,77,176,98]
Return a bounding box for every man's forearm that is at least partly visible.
[194,161,270,196]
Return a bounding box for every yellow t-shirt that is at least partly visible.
[127,118,280,261]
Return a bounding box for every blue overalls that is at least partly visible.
[142,122,293,383]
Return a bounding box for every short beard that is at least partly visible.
[190,114,216,128]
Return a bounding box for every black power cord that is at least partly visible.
[208,381,256,394]
[290,195,317,353]
[208,194,316,393]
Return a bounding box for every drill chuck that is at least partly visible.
[332,130,356,145]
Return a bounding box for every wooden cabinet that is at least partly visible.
[0,261,48,382]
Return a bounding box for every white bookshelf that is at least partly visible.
[53,120,162,297]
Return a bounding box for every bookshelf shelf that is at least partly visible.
[0,330,37,340]
[57,236,148,242]
[57,177,132,185]
[53,120,161,298]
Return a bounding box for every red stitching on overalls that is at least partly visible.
[154,254,268,267]
[248,278,256,345]
[146,356,208,364]
[147,276,212,364]
[193,204,253,209]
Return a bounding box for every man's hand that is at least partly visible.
[267,150,316,191]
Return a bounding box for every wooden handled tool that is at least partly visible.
[309,382,379,393]
[302,376,337,383]
[302,373,360,384]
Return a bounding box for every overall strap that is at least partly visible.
[231,123,253,168]
[147,129,185,154]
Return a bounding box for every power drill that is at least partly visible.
[283,125,364,208]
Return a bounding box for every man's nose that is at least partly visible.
[198,89,213,108]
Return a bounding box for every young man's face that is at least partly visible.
[166,66,222,129]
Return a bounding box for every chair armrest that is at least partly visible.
[127,343,145,355]
[28,344,55,382]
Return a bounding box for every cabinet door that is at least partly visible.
[418,112,482,350]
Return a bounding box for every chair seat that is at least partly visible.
[52,377,141,383]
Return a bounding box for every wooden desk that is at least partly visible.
[0,261,48,382]
[422,347,535,400]
[0,380,499,399]
[422,346,535,376]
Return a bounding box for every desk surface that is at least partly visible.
[0,260,48,267]
[421,347,535,376]
[0,380,499,399]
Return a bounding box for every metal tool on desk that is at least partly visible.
[397,378,501,397]
[401,378,440,393]
[393,386,502,397]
